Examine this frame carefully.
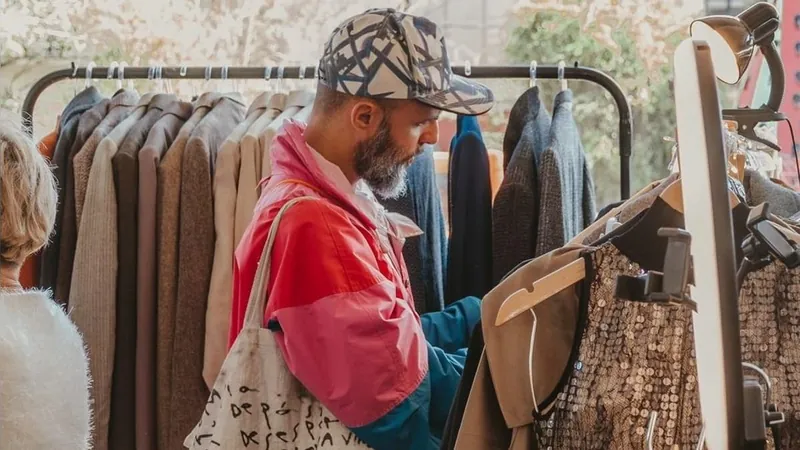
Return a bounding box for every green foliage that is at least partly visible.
[507,12,682,205]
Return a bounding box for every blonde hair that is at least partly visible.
[0,112,57,266]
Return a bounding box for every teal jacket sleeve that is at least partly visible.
[351,341,466,450]
[420,296,481,353]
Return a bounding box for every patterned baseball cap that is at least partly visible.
[318,8,495,116]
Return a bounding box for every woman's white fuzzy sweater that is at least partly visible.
[0,289,92,449]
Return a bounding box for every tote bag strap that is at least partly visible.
[242,196,318,329]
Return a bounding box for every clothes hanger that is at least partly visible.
[84,61,96,90]
[106,61,119,91]
[529,60,537,88]
[558,60,567,92]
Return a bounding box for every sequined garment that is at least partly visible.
[739,259,800,448]
[534,243,704,449]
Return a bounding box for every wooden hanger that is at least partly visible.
[495,257,586,326]
[658,176,740,214]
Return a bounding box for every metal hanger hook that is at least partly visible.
[277,65,285,92]
[644,411,658,450]
[204,65,212,82]
[118,62,128,88]
[84,61,96,88]
[179,65,188,77]
[221,65,229,81]
[558,60,567,91]
[298,63,306,80]
[264,65,272,82]
[529,60,537,88]
[107,61,119,81]
[464,60,471,77]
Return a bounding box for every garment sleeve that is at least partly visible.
[267,200,459,450]
[420,296,481,353]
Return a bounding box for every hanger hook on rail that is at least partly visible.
[85,61,96,88]
[464,60,472,77]
[529,60,537,88]
[558,60,567,91]
[277,65,285,93]
[119,61,132,90]
[204,65,212,93]
[107,61,119,87]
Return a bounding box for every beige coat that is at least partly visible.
[203,92,271,389]
[233,93,286,244]
[156,92,217,450]
[455,245,586,450]
[259,89,315,179]
[69,94,154,450]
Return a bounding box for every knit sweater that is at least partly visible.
[535,89,596,256]
[492,86,551,283]
[0,289,91,450]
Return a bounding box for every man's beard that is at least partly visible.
[353,118,414,200]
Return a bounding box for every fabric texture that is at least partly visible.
[19,130,58,289]
[109,93,176,450]
[155,92,215,450]
[229,120,476,449]
[380,145,448,314]
[744,168,800,218]
[0,290,91,450]
[204,92,269,389]
[168,93,245,450]
[72,90,141,231]
[69,94,153,450]
[447,115,493,304]
[739,257,800,448]
[492,86,551,284]
[532,244,702,448]
[317,8,493,115]
[535,89,596,256]
[54,96,113,304]
[234,93,286,244]
[440,320,483,450]
[38,86,104,294]
[186,196,373,450]
[136,100,193,450]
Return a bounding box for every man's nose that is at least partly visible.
[419,120,439,146]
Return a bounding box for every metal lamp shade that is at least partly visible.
[689,16,754,84]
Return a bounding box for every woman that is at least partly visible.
[0,112,91,449]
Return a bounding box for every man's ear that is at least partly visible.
[350,100,384,133]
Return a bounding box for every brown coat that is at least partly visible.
[136,101,193,450]
[70,94,154,450]
[167,93,246,449]
[73,90,140,228]
[109,94,177,450]
[203,92,269,389]
[455,245,586,450]
[156,93,217,450]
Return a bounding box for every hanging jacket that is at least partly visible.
[228,120,480,450]
[492,86,551,284]
[536,89,596,256]
[447,115,493,304]
[380,145,448,314]
[39,86,104,294]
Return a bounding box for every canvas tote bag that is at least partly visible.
[185,196,372,449]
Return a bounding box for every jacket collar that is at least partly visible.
[269,120,422,240]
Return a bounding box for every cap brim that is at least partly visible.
[416,75,494,116]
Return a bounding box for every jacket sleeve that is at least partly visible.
[266,200,462,450]
[420,296,481,353]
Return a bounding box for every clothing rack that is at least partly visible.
[21,63,634,199]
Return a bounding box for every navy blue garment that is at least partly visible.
[39,86,105,294]
[380,145,448,313]
[446,115,493,304]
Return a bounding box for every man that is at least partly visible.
[229,8,494,449]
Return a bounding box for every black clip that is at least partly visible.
[615,227,697,312]
[742,203,800,268]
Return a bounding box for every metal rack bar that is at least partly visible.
[21,63,633,199]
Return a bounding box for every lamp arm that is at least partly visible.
[760,40,784,112]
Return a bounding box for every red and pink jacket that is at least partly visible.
[228,120,480,449]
